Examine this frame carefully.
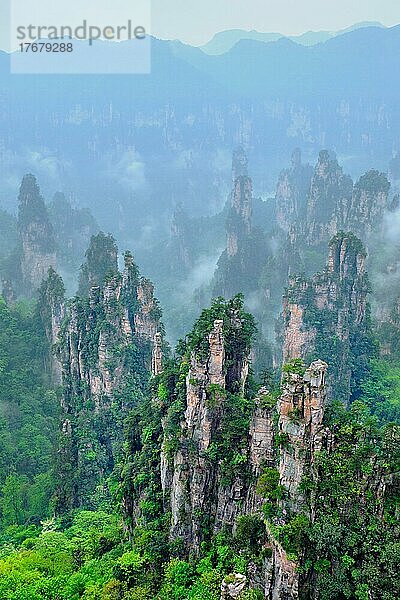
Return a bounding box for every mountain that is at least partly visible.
[0,25,399,285]
[201,21,386,54]
[176,25,400,97]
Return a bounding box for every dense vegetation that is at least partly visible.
[0,289,398,599]
[0,298,59,529]
[0,158,399,598]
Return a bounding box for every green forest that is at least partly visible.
[0,115,400,598]
[0,286,399,599]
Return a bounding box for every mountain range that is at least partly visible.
[200,20,385,54]
[0,24,399,255]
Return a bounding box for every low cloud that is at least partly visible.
[107,150,146,190]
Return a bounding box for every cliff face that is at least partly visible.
[153,300,331,598]
[262,360,328,600]
[282,233,372,403]
[17,174,57,296]
[134,277,163,346]
[38,267,66,384]
[169,204,193,270]
[278,360,328,511]
[162,311,252,552]
[227,176,253,258]
[275,152,390,266]
[304,154,391,249]
[146,297,332,599]
[275,149,313,233]
[305,150,353,246]
[213,153,269,298]
[56,242,164,510]
[349,170,390,238]
[232,145,249,179]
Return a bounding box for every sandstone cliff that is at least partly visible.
[275,151,391,274]
[162,307,252,552]
[169,204,193,270]
[227,176,253,259]
[213,154,268,299]
[275,149,313,233]
[17,174,57,296]
[38,267,66,384]
[55,239,164,510]
[232,145,249,179]
[282,232,372,403]
[305,150,353,246]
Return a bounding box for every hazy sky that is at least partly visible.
[151,0,400,45]
[1,0,399,51]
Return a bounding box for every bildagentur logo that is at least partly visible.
[16,20,147,46]
[8,0,151,74]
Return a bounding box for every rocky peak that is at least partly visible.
[227,176,252,258]
[232,146,248,179]
[161,297,255,552]
[17,174,57,295]
[56,238,164,510]
[134,277,162,350]
[18,174,50,227]
[282,233,371,403]
[300,153,390,251]
[78,232,118,296]
[291,147,302,168]
[170,203,192,269]
[349,170,390,238]
[275,149,313,232]
[263,360,328,600]
[37,267,66,384]
[48,191,98,272]
[306,150,353,245]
